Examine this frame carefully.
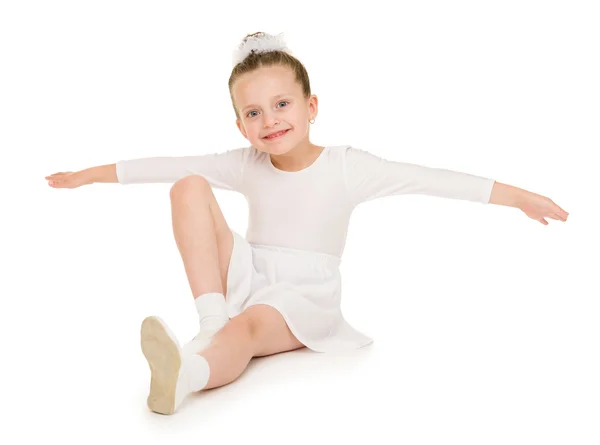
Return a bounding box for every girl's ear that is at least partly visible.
[309,94,319,119]
[236,119,248,139]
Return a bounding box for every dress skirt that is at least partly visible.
[225,230,373,353]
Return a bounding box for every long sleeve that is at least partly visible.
[342,146,495,207]
[115,147,248,192]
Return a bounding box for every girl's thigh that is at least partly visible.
[172,174,234,294]
[239,304,307,357]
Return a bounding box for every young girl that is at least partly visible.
[45,31,569,415]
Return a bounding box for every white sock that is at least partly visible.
[174,354,211,410]
[183,354,211,392]
[182,329,216,356]
[195,292,229,332]
[141,316,212,415]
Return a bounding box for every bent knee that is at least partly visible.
[170,175,210,198]
[238,305,305,356]
[235,305,268,341]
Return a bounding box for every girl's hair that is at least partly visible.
[228,32,312,120]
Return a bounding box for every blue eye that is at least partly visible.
[246,101,289,118]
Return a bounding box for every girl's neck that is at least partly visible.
[269,142,325,172]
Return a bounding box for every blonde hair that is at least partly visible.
[228,32,312,120]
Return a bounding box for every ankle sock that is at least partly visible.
[182,330,216,356]
[181,354,211,392]
[194,292,229,331]
[141,316,212,415]
[174,353,211,410]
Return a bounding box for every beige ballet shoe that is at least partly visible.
[140,316,186,415]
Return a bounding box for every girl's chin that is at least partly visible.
[260,140,292,152]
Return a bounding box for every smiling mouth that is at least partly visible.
[263,129,290,140]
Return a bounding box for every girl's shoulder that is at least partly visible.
[325,144,354,158]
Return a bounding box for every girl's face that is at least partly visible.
[233,65,318,154]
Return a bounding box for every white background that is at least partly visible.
[2,0,598,443]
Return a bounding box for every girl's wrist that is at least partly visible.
[489,181,527,209]
[83,164,117,184]
[79,167,97,185]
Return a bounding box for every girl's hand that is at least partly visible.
[519,191,569,225]
[45,171,91,189]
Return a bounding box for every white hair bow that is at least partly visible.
[232,32,290,67]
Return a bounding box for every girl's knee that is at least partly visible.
[170,175,210,198]
[239,305,305,357]
[224,311,257,344]
[233,306,265,341]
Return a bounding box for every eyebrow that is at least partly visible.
[240,94,289,113]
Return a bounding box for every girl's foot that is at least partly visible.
[140,316,183,414]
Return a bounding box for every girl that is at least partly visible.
[44,32,569,415]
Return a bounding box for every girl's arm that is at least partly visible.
[489,181,525,207]
[88,163,118,183]
[113,148,248,192]
[46,163,117,188]
[46,147,249,192]
[343,146,495,206]
[489,181,569,225]
[342,146,569,225]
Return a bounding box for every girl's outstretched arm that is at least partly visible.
[489,181,569,225]
[46,147,249,192]
[343,146,569,225]
[343,146,496,206]
[45,163,116,188]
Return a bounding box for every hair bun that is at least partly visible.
[232,32,290,67]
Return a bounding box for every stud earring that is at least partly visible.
[309,119,315,124]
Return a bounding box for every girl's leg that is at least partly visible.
[170,175,234,299]
[200,304,306,390]
[141,304,305,414]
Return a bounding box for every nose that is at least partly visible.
[263,112,279,128]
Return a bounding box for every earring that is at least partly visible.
[309,119,315,124]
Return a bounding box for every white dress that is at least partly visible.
[116,145,495,353]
